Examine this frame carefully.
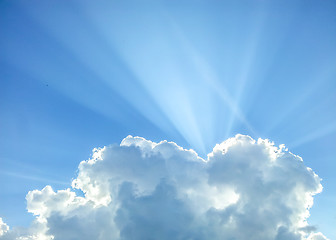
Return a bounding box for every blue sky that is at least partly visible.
[0,0,335,239]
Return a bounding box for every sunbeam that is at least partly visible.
[224,11,267,138]
[290,122,336,148]
[266,66,336,134]
[1,0,335,239]
[0,171,69,186]
[4,3,189,147]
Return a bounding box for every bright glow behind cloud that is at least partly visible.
[0,135,328,240]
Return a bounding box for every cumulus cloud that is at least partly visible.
[308,233,330,240]
[0,218,9,236]
[0,135,328,240]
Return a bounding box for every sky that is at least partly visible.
[0,0,335,239]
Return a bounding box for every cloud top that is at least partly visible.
[0,135,328,240]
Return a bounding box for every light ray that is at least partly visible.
[74,8,209,153]
[224,10,267,138]
[0,170,70,186]
[266,66,336,134]
[6,5,186,144]
[170,20,257,139]
[290,122,336,148]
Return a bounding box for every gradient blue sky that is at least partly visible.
[0,0,335,238]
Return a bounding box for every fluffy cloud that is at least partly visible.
[308,233,330,240]
[0,218,9,236]
[0,135,329,240]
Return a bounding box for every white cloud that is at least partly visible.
[0,135,328,239]
[0,218,9,236]
[307,232,329,240]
